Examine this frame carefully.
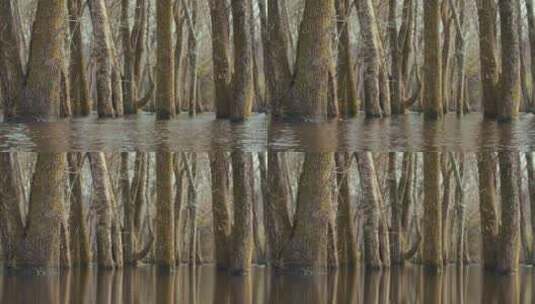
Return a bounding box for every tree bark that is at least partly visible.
[422,152,443,270]
[155,152,176,268]
[478,152,499,270]
[335,153,358,267]
[156,0,176,119]
[423,0,443,119]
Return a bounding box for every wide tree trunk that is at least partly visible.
[280,153,334,272]
[18,0,66,121]
[478,152,499,270]
[155,152,176,268]
[282,0,335,120]
[17,153,66,268]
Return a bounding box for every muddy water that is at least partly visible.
[0,265,532,303]
[1,112,535,151]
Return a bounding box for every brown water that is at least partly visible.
[0,113,268,152]
[269,112,535,152]
[1,112,535,152]
[0,265,532,303]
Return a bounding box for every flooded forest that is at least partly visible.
[1,0,535,303]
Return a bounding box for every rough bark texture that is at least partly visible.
[17,153,66,268]
[89,0,117,118]
[68,0,91,116]
[335,153,358,267]
[356,152,383,269]
[280,153,334,272]
[155,152,176,268]
[423,0,443,119]
[156,0,176,119]
[18,0,66,121]
[208,0,232,118]
[231,0,255,120]
[0,0,24,120]
[478,152,499,270]
[357,0,384,118]
[497,0,521,120]
[230,152,254,274]
[282,0,335,120]
[422,152,443,270]
[88,153,115,269]
[476,0,500,118]
[210,151,232,269]
[497,152,521,273]
[122,0,136,114]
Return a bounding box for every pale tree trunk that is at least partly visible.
[335,153,358,267]
[423,0,443,119]
[67,153,91,266]
[155,152,176,268]
[89,0,118,118]
[18,0,66,121]
[451,152,465,265]
[336,0,359,117]
[422,152,443,270]
[120,153,135,264]
[357,0,384,118]
[88,153,115,269]
[356,152,383,269]
[17,153,66,268]
[184,153,198,266]
[230,151,254,274]
[157,0,176,118]
[280,153,334,272]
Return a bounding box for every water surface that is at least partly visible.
[0,265,532,303]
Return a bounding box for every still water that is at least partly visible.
[1,112,535,152]
[0,265,532,303]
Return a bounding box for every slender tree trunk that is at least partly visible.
[156,0,176,118]
[122,0,136,114]
[155,152,176,268]
[526,0,535,110]
[335,153,358,267]
[120,153,135,264]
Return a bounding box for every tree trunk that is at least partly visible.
[230,151,254,274]
[18,0,66,121]
[282,0,335,120]
[356,152,383,269]
[120,153,135,264]
[122,0,136,114]
[280,153,334,272]
[230,0,255,120]
[423,0,443,119]
[422,152,443,270]
[526,153,535,265]
[478,152,499,270]
[497,0,521,120]
[156,0,176,119]
[17,153,66,268]
[526,0,535,110]
[88,153,115,269]
[155,152,176,268]
[335,153,358,267]
[209,151,232,269]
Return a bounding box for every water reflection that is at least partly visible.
[0,265,533,303]
[270,112,535,151]
[0,113,268,152]
[2,112,535,151]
